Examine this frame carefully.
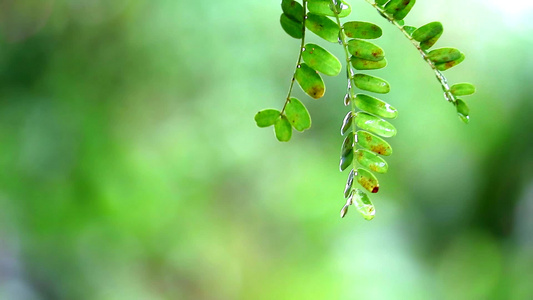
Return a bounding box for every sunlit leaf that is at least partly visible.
[353,74,390,94]
[351,188,375,220]
[274,115,292,142]
[384,0,412,17]
[308,0,351,18]
[285,98,311,131]
[281,0,304,22]
[351,56,387,70]
[427,48,462,64]
[357,130,393,156]
[354,94,397,119]
[412,22,443,50]
[302,43,342,76]
[356,149,388,174]
[347,39,385,61]
[435,53,465,71]
[305,13,340,43]
[354,112,397,138]
[393,0,416,20]
[343,21,382,39]
[357,168,380,193]
[280,13,303,39]
[295,63,326,99]
[403,25,417,36]
[451,83,476,96]
[255,109,280,128]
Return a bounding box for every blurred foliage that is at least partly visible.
[0,0,532,299]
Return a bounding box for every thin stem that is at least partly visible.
[281,0,308,114]
[331,1,359,179]
[367,1,456,103]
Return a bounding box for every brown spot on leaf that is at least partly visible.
[372,186,379,193]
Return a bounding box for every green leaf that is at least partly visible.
[280,13,303,39]
[403,26,417,36]
[354,94,398,119]
[255,109,280,128]
[451,83,476,96]
[357,168,380,193]
[344,169,355,198]
[285,98,311,131]
[456,99,470,124]
[393,0,416,20]
[274,115,292,142]
[427,48,462,64]
[384,0,412,17]
[412,22,443,50]
[435,53,465,71]
[350,56,387,70]
[347,39,385,62]
[308,0,351,18]
[353,74,390,94]
[354,112,397,138]
[375,0,389,6]
[305,13,341,43]
[356,149,388,174]
[351,189,375,220]
[302,43,342,76]
[295,63,326,99]
[340,132,354,171]
[281,0,304,22]
[343,21,382,39]
[341,111,353,135]
[357,130,393,156]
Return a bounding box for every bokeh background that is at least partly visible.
[0,0,532,299]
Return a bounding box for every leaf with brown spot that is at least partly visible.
[295,63,326,99]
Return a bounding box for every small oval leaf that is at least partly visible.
[354,112,397,138]
[340,150,354,172]
[274,115,292,142]
[341,131,354,157]
[305,13,341,43]
[341,111,353,136]
[302,43,342,76]
[281,0,304,22]
[435,53,465,71]
[280,13,303,39]
[285,98,311,131]
[354,94,398,119]
[357,168,380,193]
[356,149,388,174]
[384,0,412,17]
[350,56,387,70]
[412,22,443,42]
[344,93,351,106]
[295,63,326,99]
[451,83,476,96]
[456,99,470,124]
[420,31,442,50]
[357,130,393,156]
[343,21,382,39]
[347,39,385,61]
[393,0,416,20]
[403,26,417,36]
[308,0,351,18]
[427,48,462,64]
[351,188,375,220]
[353,74,390,94]
[255,109,281,128]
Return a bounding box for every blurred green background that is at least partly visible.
[0,0,532,299]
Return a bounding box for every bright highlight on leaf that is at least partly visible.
[354,94,397,119]
[354,112,397,138]
[308,0,351,18]
[351,189,375,220]
[356,149,388,174]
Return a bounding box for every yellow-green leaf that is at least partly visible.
[356,149,388,174]
[281,0,304,22]
[357,130,393,156]
[302,43,342,76]
[255,109,280,128]
[357,168,380,193]
[343,21,382,39]
[354,94,398,119]
[347,39,385,61]
[353,74,390,94]
[435,53,465,71]
[351,56,387,70]
[308,0,351,18]
[354,112,397,138]
[451,83,476,96]
[351,188,375,220]
[285,97,311,131]
[427,48,462,64]
[274,115,292,142]
[295,63,326,99]
[305,13,340,43]
[280,13,303,39]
